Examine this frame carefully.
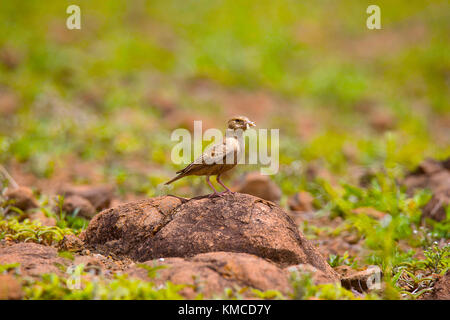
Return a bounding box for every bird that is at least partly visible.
[165,116,256,197]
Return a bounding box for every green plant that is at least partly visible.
[0,218,73,245]
[23,266,187,300]
[137,263,169,279]
[0,263,20,274]
[251,288,285,300]
[50,196,89,232]
[328,251,358,268]
[393,244,449,299]
[289,271,378,300]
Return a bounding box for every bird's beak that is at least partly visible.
[246,120,256,128]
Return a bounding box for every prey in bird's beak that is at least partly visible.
[245,120,256,130]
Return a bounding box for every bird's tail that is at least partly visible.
[164,174,183,185]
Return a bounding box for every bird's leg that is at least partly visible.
[206,176,220,198]
[216,174,234,194]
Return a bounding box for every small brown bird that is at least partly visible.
[165,116,256,197]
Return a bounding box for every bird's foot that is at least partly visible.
[208,191,229,198]
[221,188,235,195]
[208,192,220,198]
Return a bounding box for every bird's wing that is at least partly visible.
[195,138,238,165]
[176,139,238,175]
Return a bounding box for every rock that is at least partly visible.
[442,158,450,170]
[358,168,377,188]
[233,172,281,202]
[58,234,85,252]
[368,109,396,132]
[84,193,339,282]
[288,192,314,212]
[58,184,114,211]
[403,157,450,221]
[27,211,56,226]
[305,163,337,186]
[0,274,22,300]
[4,187,39,211]
[127,251,291,298]
[410,158,444,175]
[0,47,21,70]
[72,255,111,276]
[61,195,96,219]
[341,266,383,293]
[334,265,354,278]
[315,237,362,262]
[422,191,450,222]
[423,271,450,300]
[146,92,176,116]
[351,207,386,220]
[0,242,130,282]
[285,264,333,285]
[0,89,19,116]
[343,233,361,245]
[0,243,69,277]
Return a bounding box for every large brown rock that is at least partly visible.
[127,251,292,298]
[83,193,339,282]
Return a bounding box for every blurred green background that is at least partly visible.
[0,0,449,199]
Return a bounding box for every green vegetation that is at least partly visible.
[0,218,73,245]
[289,271,380,300]
[22,265,187,300]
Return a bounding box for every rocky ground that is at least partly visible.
[0,157,448,300]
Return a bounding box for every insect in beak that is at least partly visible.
[246,120,256,129]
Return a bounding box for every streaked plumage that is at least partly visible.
[165,116,255,196]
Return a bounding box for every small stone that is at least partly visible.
[288,192,314,212]
[61,195,96,219]
[343,233,361,245]
[58,184,115,211]
[233,172,281,202]
[58,234,84,252]
[285,264,332,285]
[351,207,386,220]
[4,187,39,211]
[28,211,56,227]
[0,89,19,116]
[403,157,450,222]
[341,267,383,293]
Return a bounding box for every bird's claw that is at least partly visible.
[208,190,236,198]
[208,192,220,198]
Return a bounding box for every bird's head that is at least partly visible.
[227,116,256,131]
